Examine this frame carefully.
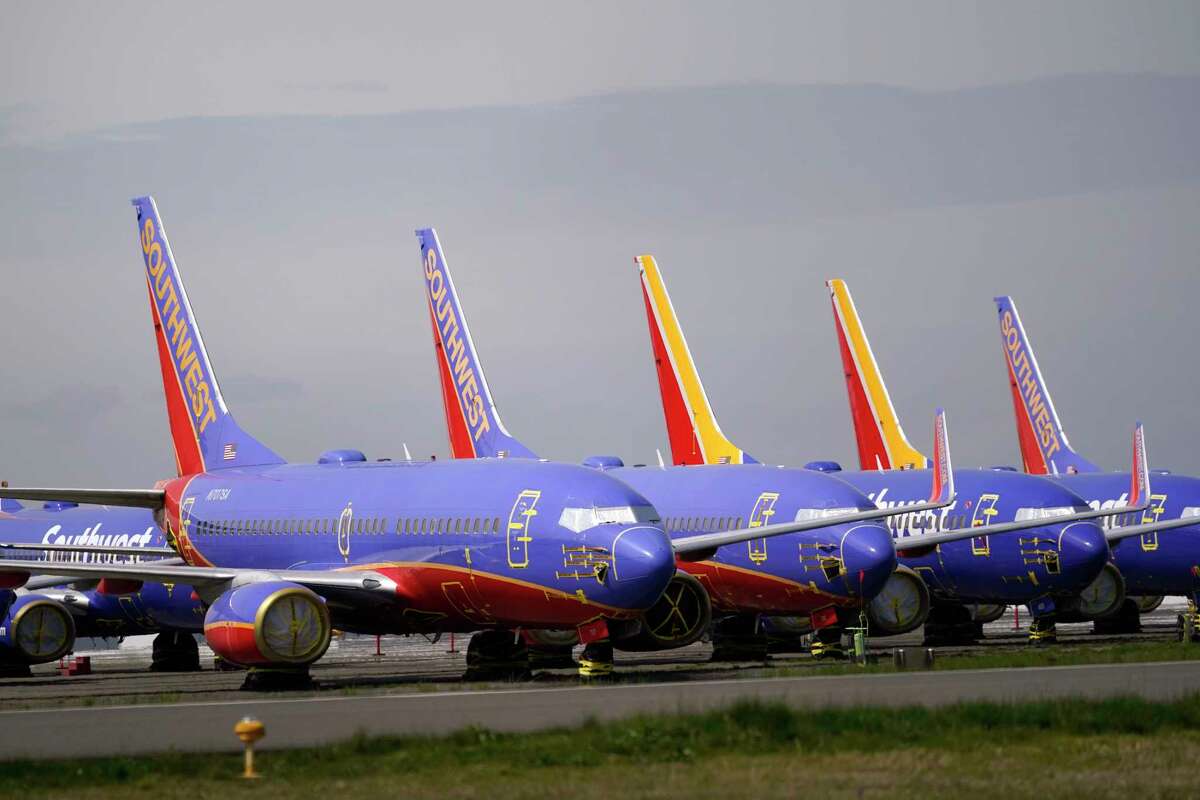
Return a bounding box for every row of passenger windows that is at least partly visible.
[662,516,745,533]
[193,515,506,537]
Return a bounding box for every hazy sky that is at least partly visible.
[2,3,1199,487]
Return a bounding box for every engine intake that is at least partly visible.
[0,592,76,664]
[866,565,931,636]
[204,581,331,667]
[613,571,712,652]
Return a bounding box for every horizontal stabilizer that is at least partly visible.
[0,487,164,509]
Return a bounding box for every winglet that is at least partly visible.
[636,255,758,466]
[131,196,285,476]
[928,408,955,505]
[827,280,928,470]
[994,296,1099,475]
[1129,421,1150,509]
[416,228,537,460]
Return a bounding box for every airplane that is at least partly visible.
[821,279,1192,640]
[0,493,202,676]
[0,197,907,687]
[412,228,1094,660]
[633,258,1142,646]
[994,295,1200,637]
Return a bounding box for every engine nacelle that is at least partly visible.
[1132,595,1164,614]
[0,592,76,664]
[612,571,712,652]
[203,581,331,667]
[1066,562,1127,621]
[866,565,931,636]
[966,603,1008,625]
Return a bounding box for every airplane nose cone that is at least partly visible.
[610,526,676,610]
[841,524,898,598]
[1057,521,1109,588]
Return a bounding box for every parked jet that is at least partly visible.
[821,279,1185,640]
[635,258,1135,644]
[994,295,1200,635]
[411,228,1098,658]
[0,198,902,685]
[0,495,202,675]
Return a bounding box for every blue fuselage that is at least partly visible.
[1051,472,1200,598]
[831,468,1109,604]
[171,458,675,633]
[606,464,896,613]
[0,504,202,634]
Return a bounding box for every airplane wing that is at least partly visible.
[1105,512,1200,543]
[0,559,400,599]
[0,542,178,557]
[895,421,1152,551]
[674,409,955,558]
[0,488,164,509]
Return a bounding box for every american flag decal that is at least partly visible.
[717,455,731,464]
[222,443,237,461]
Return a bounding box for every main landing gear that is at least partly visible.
[1092,598,1143,635]
[150,631,201,672]
[241,666,316,692]
[709,615,768,662]
[464,630,532,681]
[923,602,980,646]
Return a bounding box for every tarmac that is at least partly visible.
[0,599,1194,760]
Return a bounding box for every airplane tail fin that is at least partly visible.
[994,296,1099,475]
[416,229,537,460]
[827,280,928,470]
[131,196,286,476]
[636,255,758,466]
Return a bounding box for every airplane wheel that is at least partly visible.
[465,630,530,681]
[151,631,200,672]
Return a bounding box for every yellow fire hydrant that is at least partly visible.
[234,716,266,779]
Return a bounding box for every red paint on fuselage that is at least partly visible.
[679,560,856,615]
[374,563,638,632]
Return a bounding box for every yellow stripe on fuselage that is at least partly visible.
[828,280,927,469]
[638,255,746,465]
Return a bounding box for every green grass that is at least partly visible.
[6,695,1200,799]
[767,638,1200,679]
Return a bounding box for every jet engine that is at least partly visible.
[1073,562,1126,620]
[0,591,76,665]
[865,565,931,636]
[612,571,712,652]
[203,581,331,667]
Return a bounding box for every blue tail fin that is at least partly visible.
[994,296,1099,475]
[416,228,538,460]
[132,196,286,475]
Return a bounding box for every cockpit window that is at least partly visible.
[558,505,660,533]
